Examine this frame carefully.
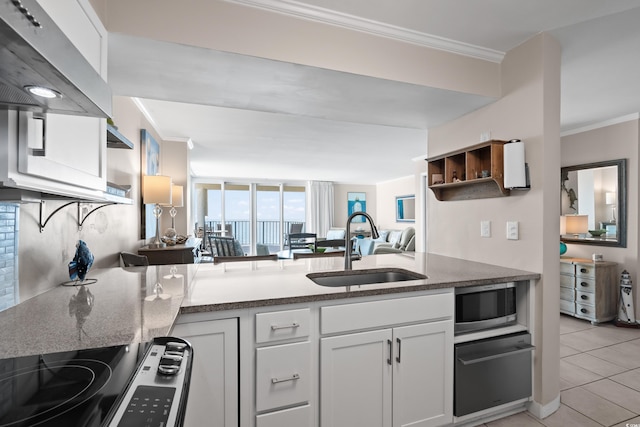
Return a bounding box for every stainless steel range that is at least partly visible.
[0,336,193,427]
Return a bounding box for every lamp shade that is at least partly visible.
[605,192,616,205]
[143,175,172,205]
[564,214,588,235]
[171,185,184,207]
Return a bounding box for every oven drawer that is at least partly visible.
[256,308,310,343]
[454,332,533,416]
[256,404,312,427]
[256,341,311,412]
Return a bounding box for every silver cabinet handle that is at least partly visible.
[271,322,300,331]
[396,338,402,363]
[387,339,393,365]
[271,373,300,384]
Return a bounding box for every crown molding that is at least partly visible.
[561,113,640,137]
[225,0,504,63]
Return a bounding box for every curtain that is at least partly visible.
[307,181,334,237]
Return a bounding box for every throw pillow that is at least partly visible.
[373,230,390,242]
[388,230,403,245]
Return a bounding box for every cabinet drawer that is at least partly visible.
[576,303,596,320]
[560,287,575,301]
[560,299,575,314]
[256,342,311,412]
[560,274,575,288]
[560,263,575,275]
[256,308,310,343]
[575,277,596,293]
[576,291,595,306]
[575,263,596,279]
[321,292,453,335]
[256,404,312,427]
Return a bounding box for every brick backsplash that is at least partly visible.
[0,204,18,312]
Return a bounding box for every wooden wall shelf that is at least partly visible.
[427,140,510,201]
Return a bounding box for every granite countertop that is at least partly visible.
[180,253,540,313]
[0,264,197,359]
[0,253,539,359]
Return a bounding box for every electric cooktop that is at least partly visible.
[0,337,193,427]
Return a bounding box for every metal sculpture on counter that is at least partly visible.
[66,240,95,285]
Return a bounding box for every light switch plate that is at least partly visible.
[481,221,491,237]
[507,221,519,240]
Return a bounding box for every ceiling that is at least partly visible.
[107,0,640,184]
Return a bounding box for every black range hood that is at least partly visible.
[0,0,111,118]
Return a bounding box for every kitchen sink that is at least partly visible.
[306,268,427,287]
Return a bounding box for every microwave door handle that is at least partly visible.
[29,113,46,157]
[457,344,535,365]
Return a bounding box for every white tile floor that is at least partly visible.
[482,315,640,426]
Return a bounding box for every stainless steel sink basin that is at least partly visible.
[306,268,427,287]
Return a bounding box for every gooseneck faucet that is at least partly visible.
[345,211,380,270]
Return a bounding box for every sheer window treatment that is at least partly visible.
[307,181,334,237]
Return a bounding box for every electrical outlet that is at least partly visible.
[507,221,519,240]
[481,221,491,237]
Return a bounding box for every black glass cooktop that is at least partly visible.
[0,344,146,427]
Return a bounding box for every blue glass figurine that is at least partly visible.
[68,240,94,282]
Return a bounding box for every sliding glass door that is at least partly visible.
[201,182,306,255]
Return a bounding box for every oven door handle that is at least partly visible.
[457,344,534,365]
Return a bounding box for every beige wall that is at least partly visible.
[561,118,640,309]
[427,33,562,412]
[375,175,416,230]
[333,184,377,229]
[101,0,499,98]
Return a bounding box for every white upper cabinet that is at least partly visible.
[0,0,110,199]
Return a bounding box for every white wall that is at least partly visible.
[561,118,640,310]
[333,184,377,229]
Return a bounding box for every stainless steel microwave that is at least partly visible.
[455,283,517,334]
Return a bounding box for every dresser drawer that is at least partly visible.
[560,274,575,288]
[560,287,575,301]
[576,291,595,306]
[256,308,310,343]
[575,263,596,279]
[575,277,596,293]
[256,341,311,412]
[560,299,575,315]
[560,262,575,275]
[576,303,596,320]
[256,404,312,427]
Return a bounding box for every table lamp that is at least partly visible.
[167,185,184,230]
[563,214,588,237]
[143,175,172,248]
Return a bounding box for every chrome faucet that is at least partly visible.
[345,211,379,270]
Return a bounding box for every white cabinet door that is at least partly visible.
[392,321,453,427]
[172,318,238,427]
[320,329,392,427]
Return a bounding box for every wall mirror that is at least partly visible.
[561,159,627,247]
[396,195,416,222]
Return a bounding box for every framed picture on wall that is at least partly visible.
[347,192,366,223]
[141,129,160,240]
[396,195,416,222]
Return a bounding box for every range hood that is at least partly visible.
[0,0,111,118]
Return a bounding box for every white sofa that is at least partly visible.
[356,227,415,255]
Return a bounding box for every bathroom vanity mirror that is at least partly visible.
[561,159,626,247]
